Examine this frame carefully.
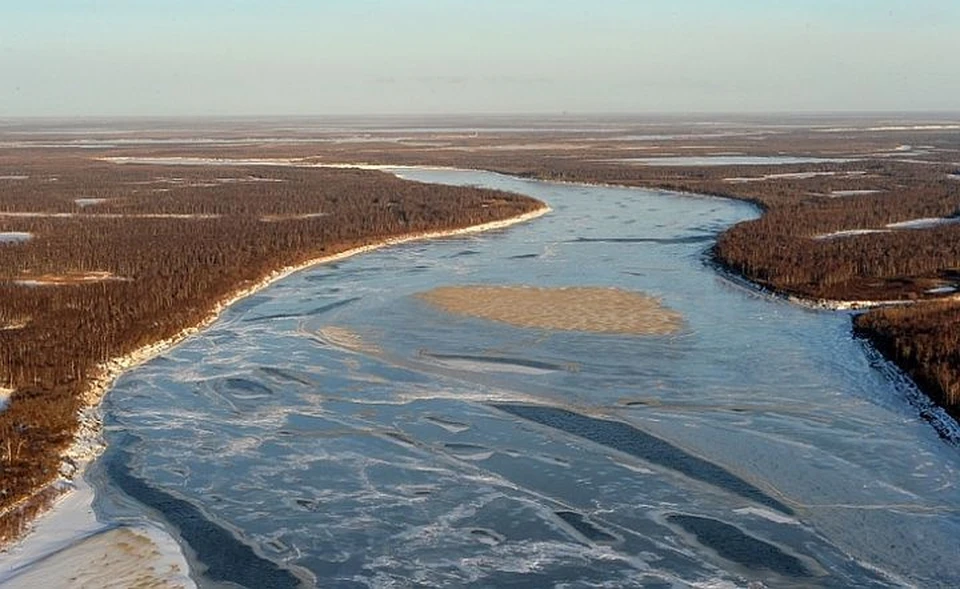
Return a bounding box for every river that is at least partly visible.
[87,168,960,587]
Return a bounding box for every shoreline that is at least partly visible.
[0,472,197,588]
[0,202,550,561]
[5,160,955,582]
[707,256,952,312]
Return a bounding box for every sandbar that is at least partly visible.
[417,285,682,335]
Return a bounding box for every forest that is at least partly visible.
[519,159,960,423]
[0,153,542,543]
[4,121,960,544]
[63,128,960,426]
[225,129,959,425]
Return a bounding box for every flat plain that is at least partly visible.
[1,115,959,584]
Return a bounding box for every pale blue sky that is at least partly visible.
[1,0,957,116]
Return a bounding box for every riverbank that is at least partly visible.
[0,153,549,547]
[0,201,549,577]
[68,201,551,482]
[78,163,960,587]
[0,474,195,588]
[357,155,960,426]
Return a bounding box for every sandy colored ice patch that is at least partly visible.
[0,318,28,331]
[1,527,194,589]
[417,285,683,335]
[829,190,883,197]
[12,271,126,286]
[260,213,327,222]
[74,198,108,207]
[315,326,381,354]
[216,176,285,184]
[450,143,594,152]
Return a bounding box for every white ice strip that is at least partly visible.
[215,176,286,183]
[0,232,32,243]
[732,506,800,525]
[886,217,960,230]
[813,229,891,240]
[607,156,855,167]
[74,198,107,207]
[813,216,960,239]
[829,190,883,197]
[724,171,866,183]
[819,125,960,132]
[104,156,304,166]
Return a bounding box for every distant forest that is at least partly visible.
[78,133,960,427]
[511,158,960,424]
[87,137,960,427]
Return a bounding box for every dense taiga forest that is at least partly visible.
[522,160,960,422]
[0,154,542,542]
[3,122,959,544]
[531,161,960,422]
[237,131,958,423]
[80,131,960,424]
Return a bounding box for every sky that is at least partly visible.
[0,0,957,117]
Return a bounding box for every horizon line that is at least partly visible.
[3,109,960,123]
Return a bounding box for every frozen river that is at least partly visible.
[89,168,960,587]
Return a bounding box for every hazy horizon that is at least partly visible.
[2,0,958,117]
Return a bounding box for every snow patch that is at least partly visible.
[829,190,883,197]
[813,229,890,240]
[733,507,800,525]
[819,124,960,132]
[886,217,960,230]
[74,198,107,207]
[724,171,866,183]
[0,232,32,244]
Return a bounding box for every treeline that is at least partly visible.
[854,303,960,412]
[79,128,960,421]
[475,157,960,419]
[221,135,960,422]
[318,144,960,421]
[0,155,542,543]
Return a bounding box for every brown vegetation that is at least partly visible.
[517,160,960,421]
[60,117,959,423]
[3,116,959,544]
[182,119,956,424]
[0,152,542,544]
[854,303,960,412]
